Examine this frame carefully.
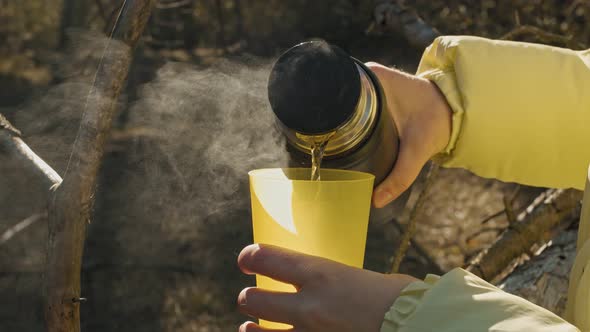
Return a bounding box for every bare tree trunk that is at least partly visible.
[44,1,155,331]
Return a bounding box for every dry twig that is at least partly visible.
[0,212,47,245]
[480,209,505,225]
[0,113,62,190]
[390,163,440,273]
[503,185,521,224]
[480,185,523,226]
[465,225,506,244]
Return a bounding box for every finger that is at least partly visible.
[373,140,428,208]
[364,61,389,73]
[238,244,323,286]
[239,321,297,332]
[238,287,299,325]
[365,62,412,87]
[364,62,394,89]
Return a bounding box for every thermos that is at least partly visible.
[267,41,409,220]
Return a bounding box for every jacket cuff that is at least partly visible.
[417,68,465,162]
[380,274,440,332]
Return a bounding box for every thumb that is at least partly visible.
[372,142,427,208]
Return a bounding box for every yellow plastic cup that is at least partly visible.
[248,168,375,329]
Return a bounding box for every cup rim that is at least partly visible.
[248,168,375,183]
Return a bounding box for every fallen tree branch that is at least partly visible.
[498,229,576,316]
[466,188,583,282]
[0,212,47,245]
[0,114,62,190]
[44,1,155,331]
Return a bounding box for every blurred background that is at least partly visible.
[1,1,588,331]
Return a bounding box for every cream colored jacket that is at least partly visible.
[381,36,590,332]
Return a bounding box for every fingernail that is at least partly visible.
[239,322,248,332]
[375,188,393,207]
[237,288,248,306]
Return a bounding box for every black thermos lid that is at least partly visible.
[267,41,361,135]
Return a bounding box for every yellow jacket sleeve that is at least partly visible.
[381,36,590,332]
[417,36,590,190]
[566,168,590,330]
[380,268,578,332]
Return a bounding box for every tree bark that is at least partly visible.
[44,1,154,331]
[466,188,582,282]
[499,229,576,316]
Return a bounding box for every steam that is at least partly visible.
[2,30,291,330]
[15,30,290,222]
[127,58,289,221]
